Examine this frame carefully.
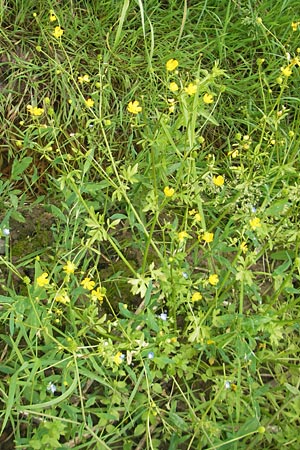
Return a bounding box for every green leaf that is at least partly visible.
[134,423,145,436]
[50,205,66,223]
[265,199,290,216]
[11,157,32,180]
[119,302,135,318]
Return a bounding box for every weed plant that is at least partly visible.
[0,1,300,449]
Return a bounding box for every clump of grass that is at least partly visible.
[0,1,300,449]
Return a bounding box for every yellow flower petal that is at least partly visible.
[166,59,179,71]
[208,274,219,286]
[127,100,142,114]
[164,186,175,197]
[52,26,64,38]
[203,93,214,104]
[212,175,224,186]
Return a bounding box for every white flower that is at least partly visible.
[47,382,57,394]
[159,312,168,321]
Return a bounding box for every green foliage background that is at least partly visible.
[0,1,299,449]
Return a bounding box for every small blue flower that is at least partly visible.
[182,272,189,279]
[3,228,10,236]
[225,381,231,389]
[47,382,57,394]
[148,351,154,359]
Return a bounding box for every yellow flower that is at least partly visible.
[55,294,70,305]
[36,272,49,287]
[291,21,299,31]
[52,26,64,38]
[169,82,179,92]
[228,149,239,158]
[189,209,197,216]
[91,287,105,303]
[194,213,201,222]
[85,98,94,108]
[27,105,44,116]
[191,292,202,302]
[49,10,57,22]
[203,93,214,104]
[169,104,175,113]
[63,260,76,275]
[81,277,95,290]
[184,82,197,96]
[178,231,189,242]
[127,100,142,114]
[291,56,300,66]
[281,66,292,77]
[78,74,90,84]
[240,241,248,254]
[249,217,261,230]
[113,351,124,365]
[208,274,219,286]
[212,175,224,187]
[202,231,214,243]
[166,58,179,71]
[164,186,175,197]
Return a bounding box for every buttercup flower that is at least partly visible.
[191,292,202,302]
[127,100,142,114]
[49,10,57,22]
[91,287,105,303]
[228,149,239,158]
[249,217,261,230]
[213,175,224,186]
[27,105,44,116]
[78,74,90,84]
[52,26,64,38]
[36,272,49,287]
[184,82,197,96]
[63,260,76,275]
[55,294,70,305]
[168,98,175,113]
[202,231,214,243]
[203,93,214,104]
[178,231,189,242]
[164,186,175,197]
[85,98,94,107]
[81,277,95,290]
[291,21,299,31]
[240,241,248,254]
[169,82,179,92]
[113,352,124,365]
[208,274,219,286]
[281,66,292,77]
[166,58,179,71]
